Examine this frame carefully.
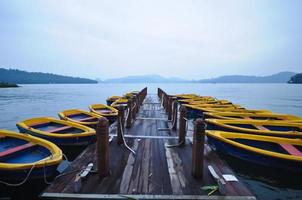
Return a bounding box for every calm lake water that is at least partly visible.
[0,83,302,200]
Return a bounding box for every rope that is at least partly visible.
[125,107,130,121]
[119,118,136,155]
[0,152,70,186]
[0,163,36,187]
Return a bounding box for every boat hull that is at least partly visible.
[0,165,58,181]
[0,129,62,182]
[207,135,302,173]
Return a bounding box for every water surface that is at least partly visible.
[0,83,301,200]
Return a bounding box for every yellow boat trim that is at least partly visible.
[186,100,232,105]
[201,107,272,113]
[178,97,216,103]
[205,119,302,137]
[89,104,118,117]
[106,96,122,101]
[0,129,62,170]
[204,111,302,121]
[206,130,302,162]
[184,104,244,110]
[17,117,95,138]
[173,94,201,99]
[111,98,129,107]
[58,109,103,126]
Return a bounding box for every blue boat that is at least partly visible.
[206,131,302,173]
[0,130,62,182]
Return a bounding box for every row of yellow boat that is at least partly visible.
[174,93,302,172]
[0,90,141,182]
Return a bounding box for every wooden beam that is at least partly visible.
[41,193,256,200]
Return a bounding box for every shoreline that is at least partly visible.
[0,82,19,88]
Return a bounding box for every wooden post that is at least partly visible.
[136,95,140,113]
[178,106,187,145]
[192,118,205,179]
[172,98,178,130]
[167,96,172,120]
[126,98,133,128]
[96,117,110,178]
[163,93,167,110]
[117,106,125,144]
[131,97,136,120]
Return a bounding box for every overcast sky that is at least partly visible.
[0,0,301,79]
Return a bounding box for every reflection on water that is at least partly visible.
[0,83,301,200]
[220,153,302,200]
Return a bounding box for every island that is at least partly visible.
[0,82,19,88]
[0,68,97,84]
[288,73,302,84]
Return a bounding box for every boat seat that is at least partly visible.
[78,116,96,122]
[279,143,302,157]
[254,125,268,130]
[0,142,36,159]
[97,110,113,114]
[48,126,73,133]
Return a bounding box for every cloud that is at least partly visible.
[0,0,301,79]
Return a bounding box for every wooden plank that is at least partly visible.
[136,117,167,121]
[41,193,256,200]
[119,139,139,193]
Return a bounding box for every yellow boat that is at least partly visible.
[124,91,139,99]
[111,98,128,108]
[184,103,245,119]
[173,94,202,99]
[178,97,216,104]
[16,117,96,146]
[206,131,302,172]
[205,119,302,138]
[202,107,272,114]
[106,96,122,106]
[89,104,118,124]
[0,129,62,181]
[58,109,103,128]
[180,99,232,105]
[204,111,302,121]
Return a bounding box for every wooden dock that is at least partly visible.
[42,91,256,200]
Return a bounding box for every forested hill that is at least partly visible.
[0,68,97,84]
[288,73,302,84]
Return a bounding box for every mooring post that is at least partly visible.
[126,98,133,128]
[178,105,187,145]
[96,117,110,178]
[117,106,125,144]
[135,95,140,113]
[163,93,167,110]
[172,97,178,130]
[192,118,205,179]
[167,96,172,120]
[131,97,136,120]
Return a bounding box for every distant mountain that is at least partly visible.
[0,68,97,84]
[198,72,297,83]
[288,73,302,84]
[103,74,189,83]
